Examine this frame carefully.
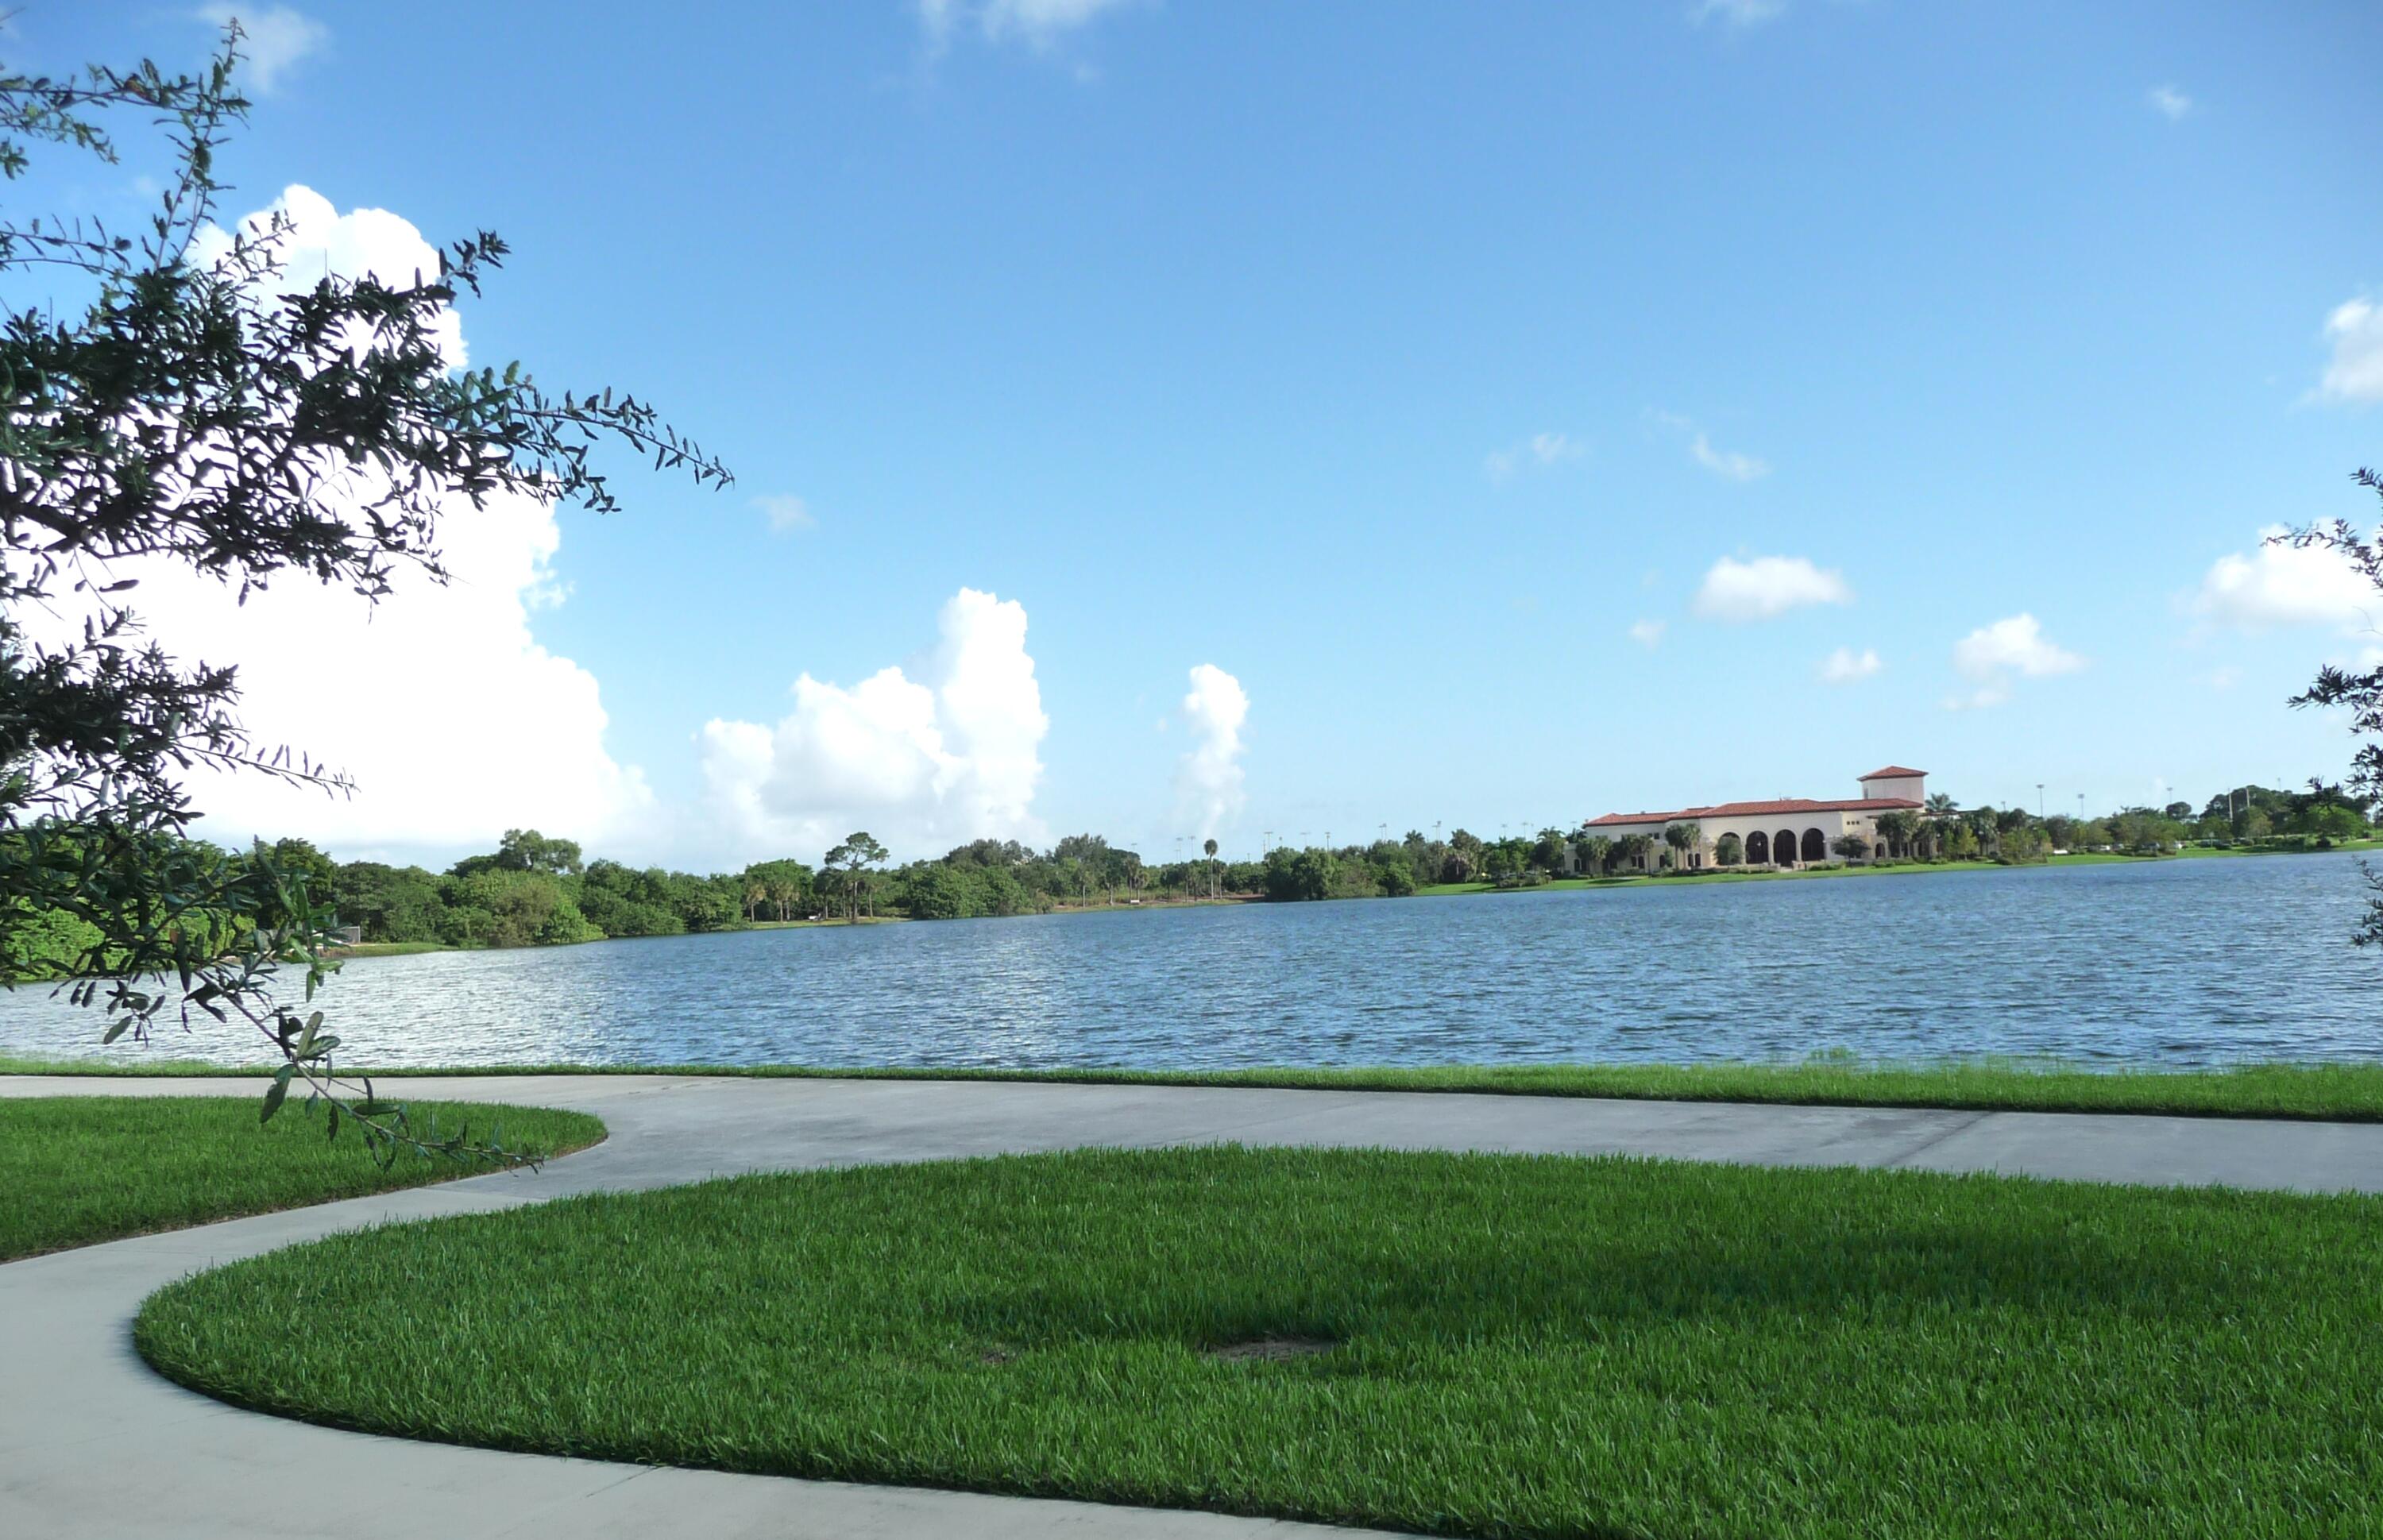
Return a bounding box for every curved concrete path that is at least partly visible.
[6,1074,2383,1540]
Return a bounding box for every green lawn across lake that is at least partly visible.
[1415,839,2383,897]
[0,1095,607,1261]
[137,1144,2383,1539]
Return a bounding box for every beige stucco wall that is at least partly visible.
[1693,810,1861,866]
[1581,770,1923,870]
[1587,809,1876,870]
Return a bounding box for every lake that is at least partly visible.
[3,852,2377,1069]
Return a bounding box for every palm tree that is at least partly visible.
[816,862,851,922]
[1203,837,1219,898]
[1678,820,1703,870]
[1581,834,1613,878]
[1906,801,1945,863]
[1662,823,1692,872]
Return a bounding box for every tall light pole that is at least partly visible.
[2037,783,2045,819]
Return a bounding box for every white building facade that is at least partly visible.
[1582,766,1929,870]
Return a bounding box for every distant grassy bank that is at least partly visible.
[322,940,446,960]
[741,914,906,930]
[13,1056,2383,1123]
[1416,839,2383,897]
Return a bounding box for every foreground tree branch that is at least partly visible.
[0,21,729,1165]
[2286,467,2383,945]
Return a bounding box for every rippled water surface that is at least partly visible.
[5,853,2378,1068]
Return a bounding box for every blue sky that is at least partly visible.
[16,1,2383,865]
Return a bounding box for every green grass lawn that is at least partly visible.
[137,1144,2383,1538]
[744,914,907,928]
[18,1054,2383,1122]
[1416,840,2383,897]
[0,1095,606,1261]
[323,940,448,959]
[1417,855,2078,897]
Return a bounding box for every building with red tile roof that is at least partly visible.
[1582,767,1928,870]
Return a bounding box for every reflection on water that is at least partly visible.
[3,852,2377,1069]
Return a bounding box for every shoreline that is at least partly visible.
[10,1055,2383,1123]
[21,839,2370,980]
[1417,839,2381,897]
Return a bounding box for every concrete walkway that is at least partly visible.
[6,1075,2382,1540]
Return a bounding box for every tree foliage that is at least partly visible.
[2285,469,2383,942]
[0,27,726,1164]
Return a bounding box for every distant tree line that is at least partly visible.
[1229,778,2374,900]
[3,780,2365,978]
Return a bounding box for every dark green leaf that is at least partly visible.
[260,1068,292,1124]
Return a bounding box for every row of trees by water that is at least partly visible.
[6,781,2361,976]
[1231,779,2376,901]
[56,780,2368,967]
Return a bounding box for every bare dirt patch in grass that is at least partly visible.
[1206,1335,1337,1363]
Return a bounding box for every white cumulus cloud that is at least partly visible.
[697,589,1049,863]
[2147,83,2192,120]
[752,493,815,532]
[1946,613,2084,708]
[1628,619,1667,649]
[197,6,327,95]
[1692,554,1852,621]
[1690,432,1769,481]
[1653,411,1768,481]
[110,489,652,858]
[2191,527,2373,631]
[1173,664,1249,841]
[1694,0,1787,26]
[1818,646,1883,683]
[920,0,1137,48]
[16,185,652,861]
[2319,297,2383,403]
[189,185,464,367]
[1485,431,1583,481]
